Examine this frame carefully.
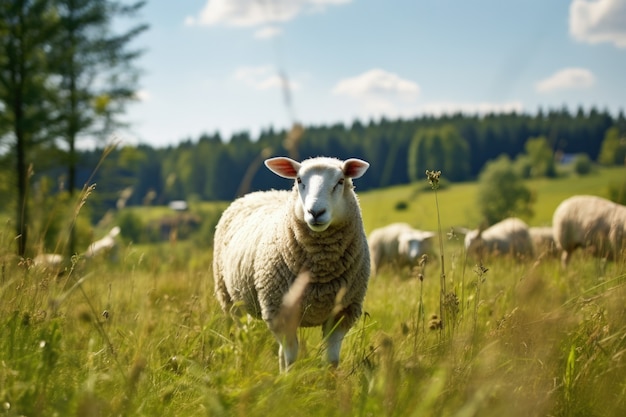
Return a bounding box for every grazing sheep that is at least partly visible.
[529,226,558,258]
[213,156,371,371]
[464,217,534,260]
[368,222,436,276]
[32,226,121,272]
[33,253,65,270]
[84,226,121,258]
[552,195,626,267]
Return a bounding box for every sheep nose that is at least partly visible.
[308,208,326,220]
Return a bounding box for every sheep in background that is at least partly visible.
[32,226,121,272]
[529,226,558,258]
[33,253,65,274]
[84,226,121,259]
[368,222,436,276]
[552,195,626,267]
[464,217,534,260]
[213,156,371,372]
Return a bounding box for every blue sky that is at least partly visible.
[119,0,626,148]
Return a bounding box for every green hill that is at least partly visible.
[359,165,626,234]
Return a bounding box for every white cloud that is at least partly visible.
[134,89,151,101]
[535,67,595,93]
[569,0,626,48]
[332,69,420,100]
[254,26,283,39]
[233,66,300,91]
[186,0,351,27]
[331,69,422,122]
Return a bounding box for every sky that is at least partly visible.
[117,0,626,148]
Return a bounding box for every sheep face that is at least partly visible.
[265,157,369,232]
[464,229,481,253]
[399,231,435,260]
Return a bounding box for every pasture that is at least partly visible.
[1,166,625,416]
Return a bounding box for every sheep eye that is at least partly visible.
[297,177,303,187]
[333,178,344,192]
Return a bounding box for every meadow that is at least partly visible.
[1,166,625,416]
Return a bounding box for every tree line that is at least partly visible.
[61,107,624,220]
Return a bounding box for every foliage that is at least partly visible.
[116,209,146,243]
[29,179,94,254]
[524,136,556,178]
[0,0,147,256]
[408,124,470,182]
[513,153,533,179]
[50,0,148,145]
[598,126,626,166]
[572,153,593,175]
[0,0,61,255]
[476,154,534,225]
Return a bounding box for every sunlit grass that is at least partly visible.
[1,166,626,416]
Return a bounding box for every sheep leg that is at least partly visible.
[323,320,346,367]
[561,250,570,269]
[276,333,299,372]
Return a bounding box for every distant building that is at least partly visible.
[168,200,188,211]
[555,151,577,165]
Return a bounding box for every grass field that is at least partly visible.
[1,166,625,416]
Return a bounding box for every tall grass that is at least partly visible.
[1,168,626,416]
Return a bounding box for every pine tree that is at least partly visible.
[0,0,59,256]
[50,0,148,253]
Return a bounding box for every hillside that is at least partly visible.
[358,165,626,234]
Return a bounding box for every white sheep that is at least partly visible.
[464,217,534,260]
[32,226,121,271]
[368,222,436,276]
[552,195,626,267]
[212,156,371,371]
[33,253,65,269]
[84,226,121,258]
[529,226,558,258]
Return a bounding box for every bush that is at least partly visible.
[598,127,626,166]
[477,155,534,224]
[513,154,532,179]
[573,153,593,175]
[117,210,146,244]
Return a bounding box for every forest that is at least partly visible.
[56,106,624,214]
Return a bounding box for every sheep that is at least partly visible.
[529,226,558,258]
[84,226,121,259]
[33,253,65,271]
[32,226,121,272]
[212,156,371,371]
[367,222,436,276]
[464,217,534,260]
[552,195,626,267]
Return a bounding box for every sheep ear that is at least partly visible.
[265,157,301,179]
[343,158,369,179]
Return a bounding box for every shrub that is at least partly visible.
[477,155,534,224]
[117,210,146,243]
[573,153,593,175]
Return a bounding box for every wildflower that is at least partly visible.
[428,314,442,330]
[425,170,441,189]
